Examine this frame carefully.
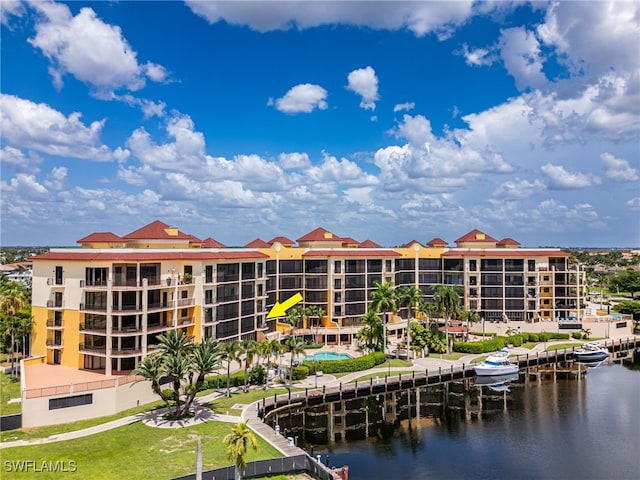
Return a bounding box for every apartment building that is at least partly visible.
[31,220,578,376]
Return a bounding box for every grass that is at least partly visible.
[0,373,22,415]
[203,387,288,412]
[1,420,282,480]
[345,370,417,383]
[0,399,166,443]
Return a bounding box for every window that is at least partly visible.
[242,263,255,279]
[85,267,107,286]
[50,394,93,410]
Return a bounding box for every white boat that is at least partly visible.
[573,342,609,362]
[473,350,519,376]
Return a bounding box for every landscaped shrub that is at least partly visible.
[248,365,266,384]
[161,389,177,401]
[572,332,583,340]
[454,336,507,354]
[292,365,309,380]
[200,371,245,391]
[301,351,386,375]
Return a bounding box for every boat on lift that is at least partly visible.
[573,342,609,362]
[473,349,519,376]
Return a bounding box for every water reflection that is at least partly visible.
[265,361,640,480]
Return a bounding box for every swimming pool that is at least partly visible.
[303,352,352,362]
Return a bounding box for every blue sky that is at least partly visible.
[1,1,639,248]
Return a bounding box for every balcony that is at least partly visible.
[78,343,107,354]
[46,319,63,329]
[46,300,64,309]
[111,346,142,357]
[80,303,107,313]
[112,304,143,314]
[79,323,107,333]
[47,278,65,287]
[147,323,172,333]
[45,339,63,348]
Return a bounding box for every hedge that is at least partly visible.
[301,351,386,375]
[453,332,570,354]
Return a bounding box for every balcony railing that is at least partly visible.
[47,278,65,286]
[79,323,107,333]
[78,343,106,354]
[46,319,63,328]
[46,339,63,348]
[46,300,64,309]
[80,303,107,312]
[111,346,142,356]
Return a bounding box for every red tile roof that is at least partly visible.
[359,239,382,248]
[303,249,400,258]
[441,249,570,258]
[297,227,341,243]
[31,250,268,262]
[123,220,200,242]
[244,238,271,248]
[454,229,498,244]
[76,232,125,244]
[402,240,425,248]
[202,237,226,248]
[497,237,520,247]
[268,236,295,246]
[427,237,448,247]
[340,237,359,245]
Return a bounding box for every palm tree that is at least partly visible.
[241,339,257,392]
[283,336,306,389]
[357,310,384,353]
[284,305,305,337]
[432,285,461,354]
[256,339,272,389]
[134,353,172,410]
[221,340,242,397]
[397,285,423,356]
[224,422,258,480]
[0,281,30,378]
[369,281,397,355]
[581,328,592,340]
[133,335,223,419]
[182,338,223,413]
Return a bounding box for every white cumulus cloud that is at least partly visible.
[269,84,328,114]
[540,164,601,190]
[347,66,379,111]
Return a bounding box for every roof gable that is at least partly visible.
[427,237,448,247]
[203,237,226,248]
[123,220,199,242]
[268,236,295,247]
[454,229,498,244]
[244,238,271,248]
[297,227,344,243]
[77,232,124,244]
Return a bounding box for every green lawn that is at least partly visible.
[1,420,282,480]
[0,373,22,415]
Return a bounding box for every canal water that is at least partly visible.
[270,362,639,480]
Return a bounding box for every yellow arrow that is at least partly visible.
[267,292,303,319]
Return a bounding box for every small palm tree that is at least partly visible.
[432,285,461,354]
[357,310,384,353]
[581,328,592,340]
[369,281,397,354]
[397,285,423,354]
[221,340,243,397]
[224,422,258,480]
[241,339,257,392]
[283,336,306,389]
[0,281,30,378]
